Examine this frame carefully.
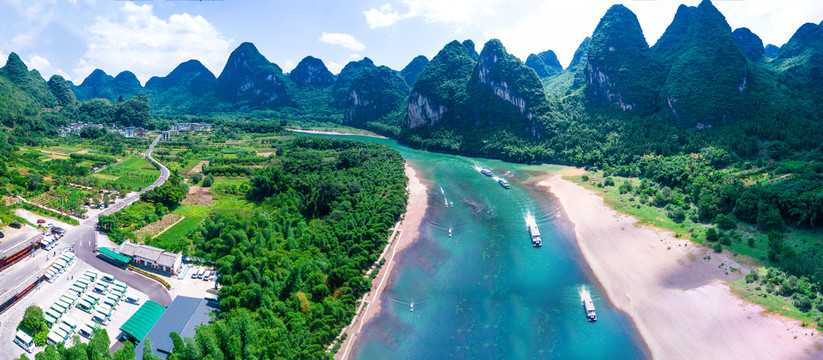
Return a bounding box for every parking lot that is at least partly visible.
[1,258,148,358]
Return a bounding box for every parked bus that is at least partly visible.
[78,321,95,338]
[14,330,34,353]
[46,330,65,345]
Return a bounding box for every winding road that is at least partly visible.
[71,135,173,306]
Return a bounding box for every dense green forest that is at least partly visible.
[3,0,823,356]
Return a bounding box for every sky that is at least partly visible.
[1,0,821,85]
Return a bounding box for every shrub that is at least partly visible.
[795,296,812,312]
[747,237,755,247]
[715,214,737,230]
[713,243,722,253]
[202,174,214,187]
[705,227,719,242]
[604,177,615,186]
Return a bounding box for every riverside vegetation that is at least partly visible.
[2,0,823,357]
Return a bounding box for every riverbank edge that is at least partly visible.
[287,128,388,139]
[538,173,823,359]
[333,161,429,360]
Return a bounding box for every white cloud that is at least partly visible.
[363,0,503,29]
[25,54,50,70]
[326,61,343,75]
[364,4,402,29]
[319,32,365,51]
[73,1,232,84]
[283,59,296,73]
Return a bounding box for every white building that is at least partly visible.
[118,241,183,275]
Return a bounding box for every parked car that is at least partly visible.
[10,222,21,229]
[124,296,140,305]
[0,231,4,238]
[37,219,46,224]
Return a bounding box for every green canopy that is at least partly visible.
[98,247,132,264]
[120,301,166,342]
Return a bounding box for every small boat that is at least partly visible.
[582,292,597,322]
[410,303,414,312]
[448,228,452,237]
[526,217,542,247]
[481,169,493,177]
[449,201,453,207]
[498,179,510,189]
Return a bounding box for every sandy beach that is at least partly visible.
[288,128,388,139]
[335,162,428,360]
[540,174,823,359]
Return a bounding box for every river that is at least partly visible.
[302,133,647,359]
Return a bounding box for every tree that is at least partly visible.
[191,173,203,184]
[18,305,46,336]
[705,227,719,242]
[202,174,214,187]
[715,213,737,230]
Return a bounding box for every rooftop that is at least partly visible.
[120,300,166,342]
[135,296,215,359]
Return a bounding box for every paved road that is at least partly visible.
[71,135,173,306]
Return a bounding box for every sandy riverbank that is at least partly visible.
[287,128,388,139]
[335,162,428,360]
[540,174,823,359]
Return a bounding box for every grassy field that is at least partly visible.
[731,274,823,330]
[148,216,204,254]
[97,157,160,189]
[172,204,211,217]
[211,195,257,216]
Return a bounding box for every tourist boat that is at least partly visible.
[410,303,414,312]
[449,228,452,237]
[498,179,510,189]
[481,169,493,177]
[582,292,597,322]
[526,217,542,247]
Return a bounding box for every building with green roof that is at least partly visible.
[119,300,166,342]
[97,247,132,268]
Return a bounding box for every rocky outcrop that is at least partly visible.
[651,5,697,63]
[764,44,780,59]
[404,41,475,128]
[215,42,292,109]
[289,56,335,87]
[525,50,563,78]
[332,58,375,108]
[466,39,551,137]
[400,55,429,87]
[344,66,409,127]
[71,68,142,102]
[585,4,664,112]
[733,28,766,62]
[406,91,448,128]
[662,0,750,128]
[145,59,216,96]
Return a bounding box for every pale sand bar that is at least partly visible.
[540,174,823,359]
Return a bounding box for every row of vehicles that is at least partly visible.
[45,252,76,283]
[191,267,215,281]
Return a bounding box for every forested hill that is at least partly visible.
[6,0,821,167]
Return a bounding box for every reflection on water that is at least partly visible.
[299,133,647,360]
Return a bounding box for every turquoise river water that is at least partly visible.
[304,133,647,359]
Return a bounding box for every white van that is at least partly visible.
[47,329,65,345]
[14,330,34,353]
[78,322,95,338]
[91,312,108,325]
[101,274,115,283]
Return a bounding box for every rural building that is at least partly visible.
[120,300,166,343]
[135,296,216,359]
[97,247,132,268]
[0,234,42,271]
[161,131,170,141]
[118,241,183,275]
[136,127,146,138]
